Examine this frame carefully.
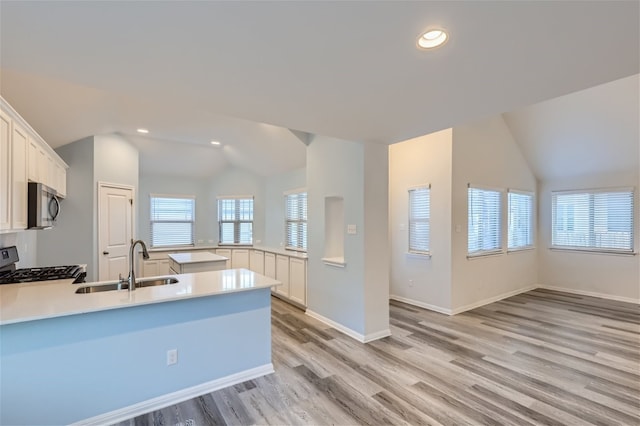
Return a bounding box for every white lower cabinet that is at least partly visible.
[275,255,290,298]
[215,249,232,268]
[250,250,264,274]
[142,259,170,277]
[289,257,307,306]
[231,249,250,269]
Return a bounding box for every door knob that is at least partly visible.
[103,251,109,255]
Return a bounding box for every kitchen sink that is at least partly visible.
[75,277,179,294]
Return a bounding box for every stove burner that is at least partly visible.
[0,265,84,284]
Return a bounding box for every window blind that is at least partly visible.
[408,186,430,254]
[552,188,634,253]
[285,191,307,251]
[468,186,502,255]
[150,196,195,247]
[218,197,254,245]
[508,190,534,250]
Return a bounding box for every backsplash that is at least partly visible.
[0,232,37,268]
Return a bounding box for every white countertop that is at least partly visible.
[0,269,280,326]
[168,252,228,265]
[147,244,307,259]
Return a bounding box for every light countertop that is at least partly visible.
[147,245,307,259]
[0,269,280,326]
[168,252,228,265]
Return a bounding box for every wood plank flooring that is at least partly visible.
[116,289,639,425]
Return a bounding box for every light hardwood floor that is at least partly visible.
[117,289,639,425]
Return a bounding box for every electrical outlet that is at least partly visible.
[167,349,178,366]
[409,279,414,287]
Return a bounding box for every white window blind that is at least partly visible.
[218,197,254,245]
[552,188,634,253]
[468,186,502,256]
[508,190,534,250]
[285,191,307,251]
[150,195,195,247]
[408,186,430,254]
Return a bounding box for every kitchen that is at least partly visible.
[1,1,639,425]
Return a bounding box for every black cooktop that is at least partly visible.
[0,265,85,284]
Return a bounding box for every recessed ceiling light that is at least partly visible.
[417,29,448,49]
[137,128,149,134]
[210,141,221,146]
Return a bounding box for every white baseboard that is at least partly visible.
[390,285,538,316]
[536,285,640,304]
[305,309,390,343]
[450,285,539,314]
[389,295,453,315]
[74,363,274,426]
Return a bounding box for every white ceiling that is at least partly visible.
[0,1,638,178]
[504,74,639,182]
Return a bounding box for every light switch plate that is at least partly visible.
[347,224,357,235]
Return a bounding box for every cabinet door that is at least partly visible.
[215,249,232,268]
[28,138,39,182]
[250,250,264,274]
[55,162,66,197]
[11,122,28,230]
[289,258,307,306]
[158,260,171,275]
[232,249,250,269]
[264,252,276,279]
[0,110,11,230]
[142,260,160,277]
[275,255,290,297]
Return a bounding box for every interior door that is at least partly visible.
[98,183,134,281]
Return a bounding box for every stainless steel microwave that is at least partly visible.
[27,182,60,229]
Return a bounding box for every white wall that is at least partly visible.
[208,167,266,245]
[0,232,37,268]
[538,170,640,302]
[307,135,389,340]
[451,115,538,312]
[264,167,306,248]
[138,174,213,246]
[389,129,453,312]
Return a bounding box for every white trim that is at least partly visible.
[73,363,274,426]
[283,187,306,196]
[322,257,346,267]
[405,251,431,259]
[216,194,254,200]
[551,186,634,196]
[549,247,637,256]
[449,285,539,314]
[149,193,195,199]
[389,295,452,315]
[536,285,640,304]
[305,309,390,343]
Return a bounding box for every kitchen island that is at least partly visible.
[168,251,228,274]
[0,269,280,425]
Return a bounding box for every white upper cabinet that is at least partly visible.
[1,96,68,233]
[0,109,11,230]
[11,121,28,230]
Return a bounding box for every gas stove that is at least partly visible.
[0,246,86,285]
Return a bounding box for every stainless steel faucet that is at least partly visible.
[128,239,150,291]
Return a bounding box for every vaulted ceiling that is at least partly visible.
[0,1,638,178]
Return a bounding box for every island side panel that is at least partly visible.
[0,288,272,425]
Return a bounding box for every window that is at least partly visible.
[285,190,307,251]
[408,186,430,254]
[552,188,634,253]
[468,186,502,256]
[217,196,254,245]
[150,195,195,247]
[508,190,534,250]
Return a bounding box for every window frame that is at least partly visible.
[149,194,195,248]
[551,187,635,255]
[284,188,307,252]
[408,184,431,256]
[467,185,503,258]
[217,195,254,246]
[507,189,535,252]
